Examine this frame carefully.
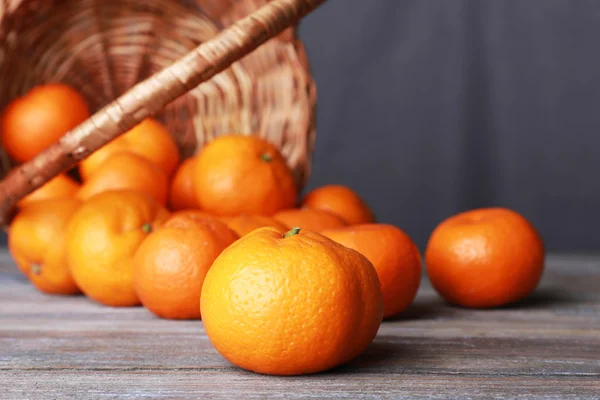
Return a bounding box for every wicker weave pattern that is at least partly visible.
[0,0,317,186]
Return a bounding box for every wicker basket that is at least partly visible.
[0,0,324,226]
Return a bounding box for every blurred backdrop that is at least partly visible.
[298,0,600,253]
[1,0,598,253]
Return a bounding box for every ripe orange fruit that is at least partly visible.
[168,157,198,211]
[170,209,218,220]
[322,224,422,318]
[201,227,384,376]
[79,118,180,180]
[8,198,81,295]
[66,190,170,307]
[77,152,168,205]
[134,212,239,320]
[220,214,287,236]
[301,184,374,225]
[193,134,297,216]
[273,208,346,232]
[425,207,545,308]
[17,173,80,208]
[1,83,90,162]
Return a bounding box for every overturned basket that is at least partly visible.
[0,0,324,226]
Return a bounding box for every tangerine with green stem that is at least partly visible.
[9,198,82,295]
[66,190,171,307]
[193,134,297,216]
[200,226,384,376]
[134,212,239,319]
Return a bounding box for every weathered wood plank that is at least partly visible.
[0,252,599,399]
[0,371,599,400]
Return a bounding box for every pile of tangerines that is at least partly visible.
[3,83,545,376]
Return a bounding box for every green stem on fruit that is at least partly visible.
[31,263,41,275]
[141,223,153,233]
[283,227,301,238]
[260,152,273,162]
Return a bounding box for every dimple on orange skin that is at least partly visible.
[273,208,347,232]
[301,184,375,225]
[425,207,545,309]
[9,198,82,295]
[193,134,297,217]
[322,224,422,318]
[66,190,171,307]
[200,226,384,376]
[79,118,180,180]
[134,212,239,320]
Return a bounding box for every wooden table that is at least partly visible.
[1,252,599,399]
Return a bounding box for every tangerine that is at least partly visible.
[66,190,170,307]
[274,208,346,232]
[17,173,80,208]
[1,83,90,162]
[168,157,199,211]
[220,214,287,236]
[193,134,297,216]
[77,152,168,205]
[134,212,238,319]
[8,198,82,295]
[79,118,179,180]
[322,224,422,318]
[200,227,383,376]
[425,207,545,308]
[302,184,374,225]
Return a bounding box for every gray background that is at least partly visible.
[2,0,598,253]
[298,0,600,253]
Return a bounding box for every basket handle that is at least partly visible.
[0,0,326,227]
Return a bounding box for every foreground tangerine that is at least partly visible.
[66,190,170,307]
[201,227,383,376]
[8,198,82,295]
[322,224,422,318]
[194,134,297,216]
[425,207,545,308]
[134,212,238,320]
[1,83,90,162]
[301,184,374,225]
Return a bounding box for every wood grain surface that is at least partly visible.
[0,252,599,399]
